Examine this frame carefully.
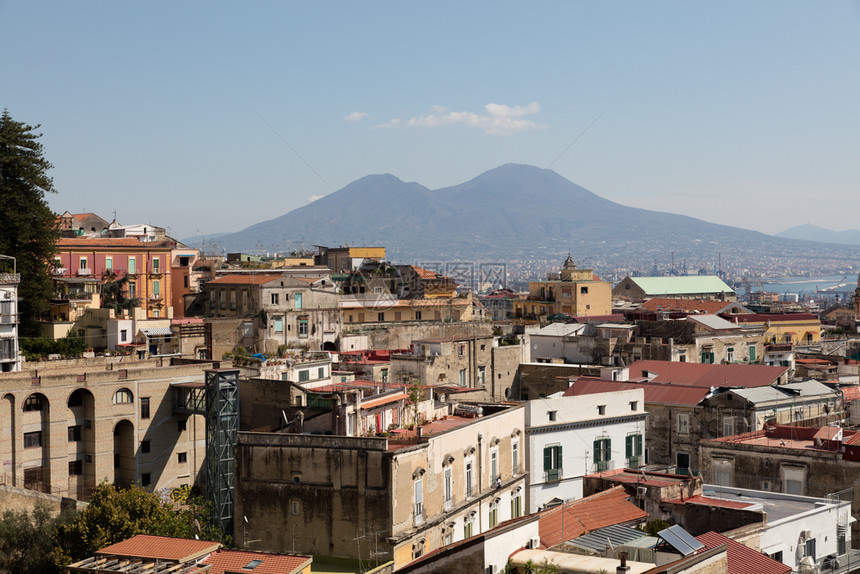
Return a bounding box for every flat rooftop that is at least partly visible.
[700,486,834,522]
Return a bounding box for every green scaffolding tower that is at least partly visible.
[205,368,239,536]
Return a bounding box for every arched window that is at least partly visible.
[23,395,43,411]
[113,388,133,404]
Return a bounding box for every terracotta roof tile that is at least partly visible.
[627,360,786,388]
[696,531,791,574]
[732,313,818,323]
[97,534,220,561]
[639,298,739,314]
[564,378,710,406]
[200,549,312,574]
[57,237,150,248]
[538,486,647,547]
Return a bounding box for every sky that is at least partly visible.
[3,1,859,240]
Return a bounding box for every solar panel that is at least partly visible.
[657,525,705,556]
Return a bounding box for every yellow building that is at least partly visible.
[734,313,821,344]
[513,256,612,319]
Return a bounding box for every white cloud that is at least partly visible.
[307,194,324,203]
[375,102,543,135]
[344,111,369,122]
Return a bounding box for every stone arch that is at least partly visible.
[21,392,50,493]
[67,388,96,499]
[113,419,135,488]
[1,394,15,485]
[322,340,337,352]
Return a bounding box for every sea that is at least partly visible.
[742,274,855,298]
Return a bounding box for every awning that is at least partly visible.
[141,327,172,337]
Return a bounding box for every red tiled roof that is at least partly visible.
[200,549,311,574]
[71,212,98,221]
[57,237,152,248]
[538,486,647,547]
[696,531,791,574]
[813,426,840,441]
[627,360,786,388]
[97,535,220,561]
[564,378,710,406]
[640,298,738,314]
[412,266,442,280]
[207,274,278,285]
[843,431,860,446]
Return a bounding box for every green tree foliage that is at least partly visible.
[0,502,68,574]
[19,331,88,360]
[100,274,140,314]
[0,110,59,334]
[53,482,231,568]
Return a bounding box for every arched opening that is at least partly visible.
[67,388,96,499]
[1,394,15,485]
[21,392,50,493]
[322,341,337,352]
[113,419,135,488]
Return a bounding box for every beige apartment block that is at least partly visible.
[234,404,526,569]
[0,358,214,500]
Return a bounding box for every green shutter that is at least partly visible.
[557,445,562,469]
[626,435,633,458]
[637,434,644,456]
[593,440,600,463]
[544,447,551,471]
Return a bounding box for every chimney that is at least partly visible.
[617,551,631,574]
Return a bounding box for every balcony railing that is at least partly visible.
[77,268,92,276]
[0,273,21,284]
[627,456,640,468]
[545,468,562,482]
[50,268,67,276]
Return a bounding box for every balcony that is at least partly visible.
[77,268,92,277]
[51,268,67,276]
[545,468,562,483]
[627,456,640,468]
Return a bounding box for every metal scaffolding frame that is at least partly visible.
[205,368,239,536]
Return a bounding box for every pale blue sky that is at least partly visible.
[3,1,858,240]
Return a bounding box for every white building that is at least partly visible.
[0,257,21,372]
[524,388,646,513]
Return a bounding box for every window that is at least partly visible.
[630,401,638,411]
[465,459,474,498]
[23,395,43,411]
[294,292,303,309]
[271,293,279,305]
[489,502,498,528]
[458,344,465,357]
[105,256,113,270]
[298,370,309,383]
[512,440,519,474]
[490,448,499,482]
[805,538,816,560]
[381,368,388,384]
[678,350,687,362]
[548,410,557,422]
[120,329,128,342]
[141,440,150,454]
[726,346,735,362]
[128,282,136,299]
[68,425,82,442]
[414,479,423,522]
[377,312,385,321]
[298,319,308,338]
[580,286,588,294]
[597,405,606,415]
[153,309,160,318]
[152,280,160,296]
[544,445,562,481]
[594,438,611,471]
[511,492,522,518]
[714,460,732,486]
[749,345,757,362]
[219,290,226,310]
[676,413,690,435]
[69,460,83,476]
[415,311,422,321]
[274,318,283,333]
[24,431,42,448]
[464,515,473,538]
[114,388,133,404]
[459,369,466,386]
[701,350,715,364]
[128,257,136,274]
[177,420,186,432]
[722,416,735,437]
[152,257,160,272]
[676,452,690,471]
[318,367,325,379]
[140,397,150,419]
[141,473,151,487]
[178,452,187,463]
[230,290,236,310]
[79,257,87,270]
[291,499,301,515]
[478,366,486,385]
[625,434,643,467]
[444,467,453,509]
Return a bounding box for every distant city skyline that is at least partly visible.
[3,1,858,240]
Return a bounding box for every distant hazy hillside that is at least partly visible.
[776,224,860,246]
[185,164,860,265]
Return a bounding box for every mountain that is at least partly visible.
[776,224,860,246]
[185,164,860,266]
